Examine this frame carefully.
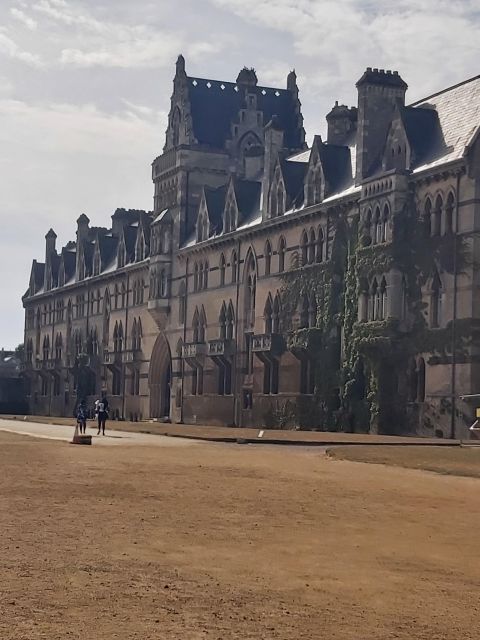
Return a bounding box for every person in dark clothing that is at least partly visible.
[95,398,108,436]
[76,400,87,434]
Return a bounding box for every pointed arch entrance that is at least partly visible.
[149,333,172,419]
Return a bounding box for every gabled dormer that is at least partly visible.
[135,219,148,262]
[92,237,101,276]
[382,103,441,173]
[117,228,126,269]
[268,159,286,218]
[28,260,44,297]
[268,157,306,218]
[196,190,211,242]
[223,180,239,233]
[304,136,325,206]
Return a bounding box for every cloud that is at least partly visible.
[210,0,480,102]
[0,30,43,67]
[10,7,38,30]
[0,96,167,346]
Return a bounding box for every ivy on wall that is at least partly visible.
[269,196,471,434]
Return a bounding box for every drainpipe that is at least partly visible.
[180,258,189,424]
[122,272,130,420]
[450,171,461,440]
[232,238,241,427]
[49,298,56,416]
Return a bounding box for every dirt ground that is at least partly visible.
[1,433,479,640]
[328,444,480,478]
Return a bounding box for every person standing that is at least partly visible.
[95,398,108,436]
[76,400,87,434]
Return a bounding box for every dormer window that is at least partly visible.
[197,210,209,243]
[118,240,126,268]
[224,192,237,234]
[93,249,101,276]
[269,168,286,217]
[305,163,322,206]
[136,234,145,261]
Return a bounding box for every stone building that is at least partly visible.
[22,57,480,438]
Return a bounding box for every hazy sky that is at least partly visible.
[1,0,479,348]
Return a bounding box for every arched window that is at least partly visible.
[445,192,454,234]
[245,252,256,328]
[43,335,50,361]
[74,330,82,357]
[264,240,272,276]
[276,181,285,215]
[433,195,442,236]
[55,333,62,360]
[172,107,181,147]
[316,227,324,263]
[192,309,200,343]
[380,277,387,320]
[424,197,432,237]
[121,282,126,307]
[308,293,317,328]
[308,228,316,264]
[203,261,209,289]
[401,275,408,320]
[194,262,199,292]
[26,339,33,363]
[374,207,382,244]
[273,293,281,333]
[370,278,379,321]
[160,269,167,297]
[365,208,372,240]
[231,251,238,284]
[91,328,98,356]
[219,253,226,286]
[300,230,308,265]
[431,271,443,328]
[199,307,207,343]
[300,294,309,328]
[131,319,137,351]
[226,301,235,339]
[417,358,426,402]
[219,303,227,339]
[382,204,389,243]
[178,281,186,323]
[278,236,286,273]
[264,295,273,334]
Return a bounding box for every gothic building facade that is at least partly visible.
[22,57,480,438]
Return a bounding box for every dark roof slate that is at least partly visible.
[233,179,261,220]
[187,77,304,150]
[281,160,307,206]
[205,184,227,233]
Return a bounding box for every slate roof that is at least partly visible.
[319,144,353,193]
[281,160,307,206]
[233,179,262,221]
[186,76,304,150]
[410,75,480,173]
[204,185,227,234]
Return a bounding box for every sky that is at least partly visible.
[0,0,479,348]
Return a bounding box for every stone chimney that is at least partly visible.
[44,228,57,291]
[236,67,258,87]
[287,69,298,94]
[76,214,90,280]
[355,68,407,182]
[326,102,357,146]
[262,116,284,218]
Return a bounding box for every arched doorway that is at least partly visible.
[149,333,172,419]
